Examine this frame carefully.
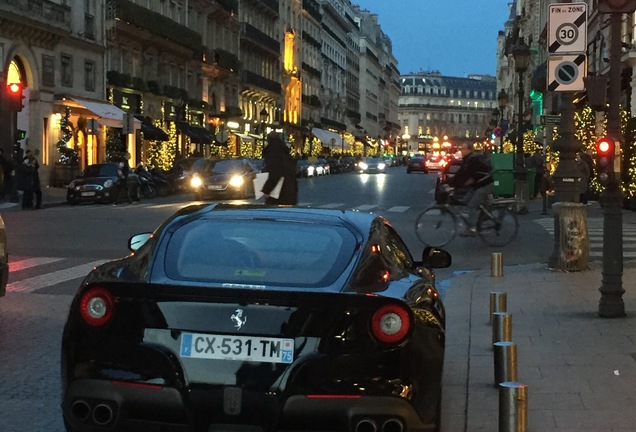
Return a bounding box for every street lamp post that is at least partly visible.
[512,38,530,214]
[498,90,508,153]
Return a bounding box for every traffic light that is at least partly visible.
[7,82,25,112]
[595,136,616,186]
[598,0,636,13]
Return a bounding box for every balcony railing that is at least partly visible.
[302,0,321,21]
[203,47,240,72]
[259,0,279,15]
[217,0,238,14]
[0,0,71,31]
[114,0,202,52]
[241,70,281,94]
[240,22,280,55]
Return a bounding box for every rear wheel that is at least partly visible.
[415,205,457,247]
[477,205,518,247]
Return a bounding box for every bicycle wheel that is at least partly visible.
[415,206,457,247]
[477,205,518,247]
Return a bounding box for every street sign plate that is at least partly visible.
[541,115,561,125]
[548,3,587,54]
[548,55,587,92]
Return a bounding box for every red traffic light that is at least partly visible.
[6,82,25,112]
[597,138,612,154]
[8,82,22,94]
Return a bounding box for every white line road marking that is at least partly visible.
[318,203,345,209]
[387,206,410,213]
[7,260,109,293]
[9,257,65,272]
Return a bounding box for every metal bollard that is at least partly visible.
[491,252,503,277]
[493,341,517,386]
[489,292,507,325]
[492,312,512,346]
[499,382,528,432]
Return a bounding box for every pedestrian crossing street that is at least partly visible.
[534,217,636,260]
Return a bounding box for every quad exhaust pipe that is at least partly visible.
[70,400,91,421]
[92,403,114,426]
[382,418,404,432]
[70,399,115,426]
[355,418,377,432]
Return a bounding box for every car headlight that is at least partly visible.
[308,166,315,174]
[190,175,203,188]
[68,180,77,189]
[229,175,244,187]
[359,162,368,170]
[104,179,113,188]
[378,163,386,170]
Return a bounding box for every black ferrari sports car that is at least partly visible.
[61,204,451,432]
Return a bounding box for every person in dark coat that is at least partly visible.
[261,132,298,205]
[20,156,36,210]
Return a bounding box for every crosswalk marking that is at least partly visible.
[318,203,346,209]
[7,260,108,293]
[387,206,410,213]
[534,217,636,259]
[9,257,64,272]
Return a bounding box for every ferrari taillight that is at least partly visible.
[79,287,115,327]
[370,304,411,344]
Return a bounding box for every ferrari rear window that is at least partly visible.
[164,219,358,288]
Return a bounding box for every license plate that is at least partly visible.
[80,191,96,196]
[180,333,294,364]
[207,185,224,190]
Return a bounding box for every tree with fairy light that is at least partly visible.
[56,106,79,165]
[105,129,127,162]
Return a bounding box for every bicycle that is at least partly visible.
[415,188,519,247]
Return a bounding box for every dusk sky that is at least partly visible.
[352,0,512,78]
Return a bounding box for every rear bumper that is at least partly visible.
[62,379,437,432]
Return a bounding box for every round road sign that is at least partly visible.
[556,23,579,46]
[555,61,579,85]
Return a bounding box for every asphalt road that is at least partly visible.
[0,167,557,432]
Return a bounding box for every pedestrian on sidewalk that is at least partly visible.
[24,149,42,209]
[19,155,36,210]
[0,149,10,201]
[113,152,132,205]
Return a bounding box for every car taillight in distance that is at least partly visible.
[79,287,115,327]
[371,303,411,344]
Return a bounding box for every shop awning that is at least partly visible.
[177,122,215,144]
[312,127,343,148]
[71,98,140,129]
[234,133,254,142]
[134,115,169,141]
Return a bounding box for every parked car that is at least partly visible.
[169,157,209,193]
[190,158,257,200]
[407,155,428,173]
[66,163,141,204]
[317,158,331,175]
[0,215,7,300]
[342,156,357,172]
[296,159,315,177]
[358,157,386,173]
[60,204,451,432]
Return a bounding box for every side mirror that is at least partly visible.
[421,247,452,268]
[128,233,152,251]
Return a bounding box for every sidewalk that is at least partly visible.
[440,258,636,431]
[0,186,68,210]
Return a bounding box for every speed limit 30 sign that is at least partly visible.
[548,2,587,54]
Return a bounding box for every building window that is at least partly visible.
[61,54,73,87]
[84,60,95,91]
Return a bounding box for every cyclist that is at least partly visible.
[450,143,493,234]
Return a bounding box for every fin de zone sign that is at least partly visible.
[548,3,587,54]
